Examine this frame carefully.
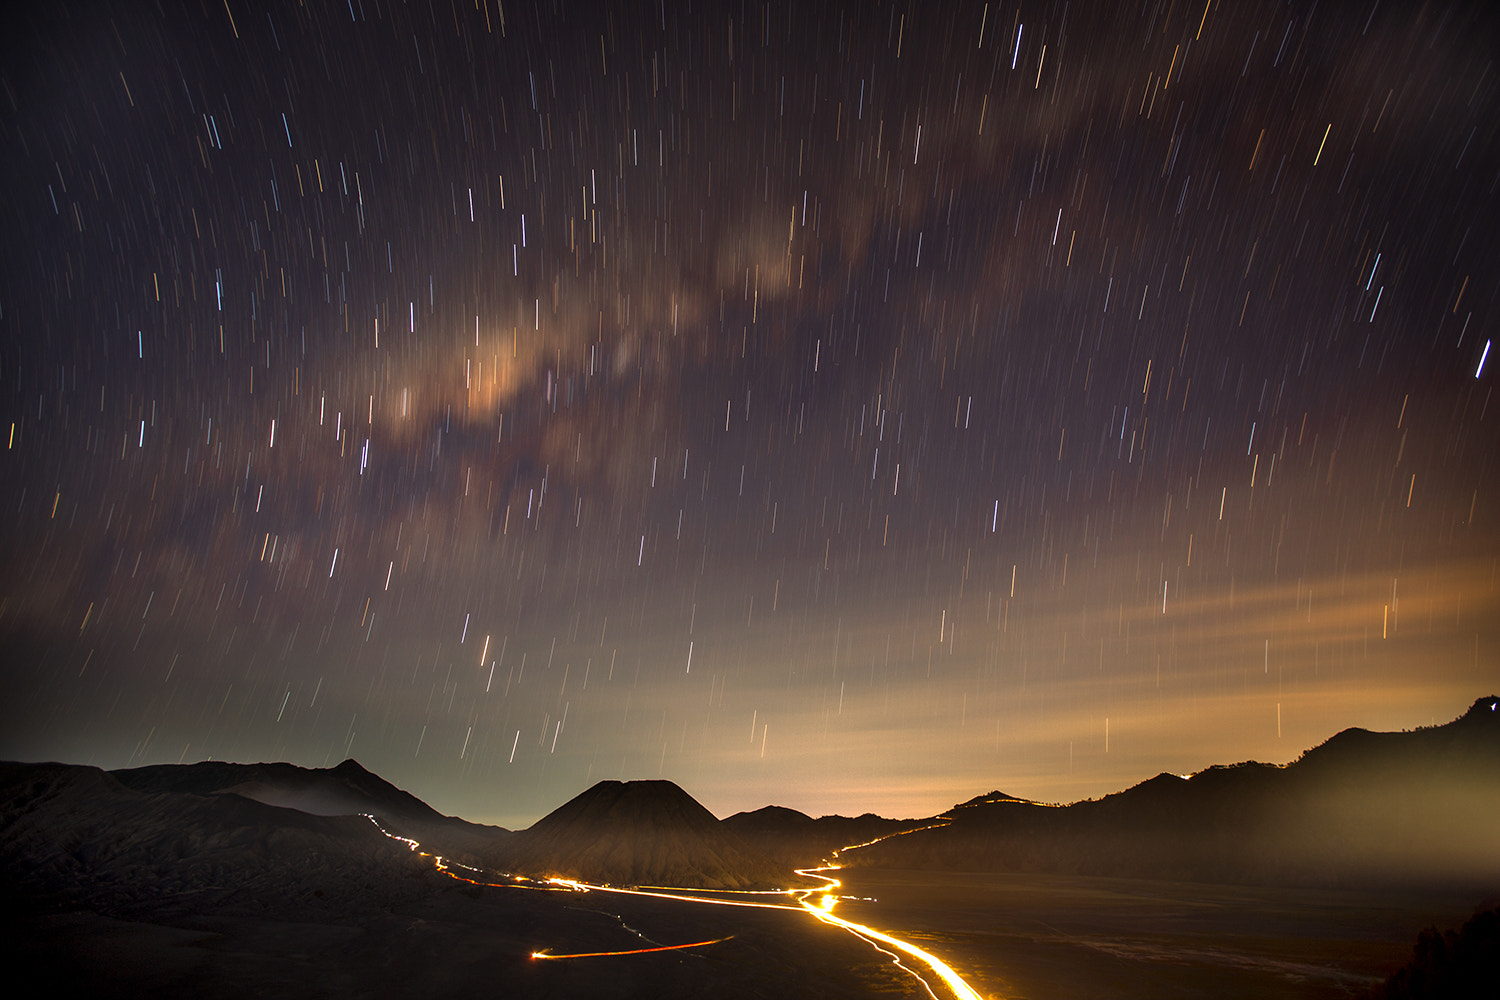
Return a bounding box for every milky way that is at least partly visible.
[2,0,1497,827]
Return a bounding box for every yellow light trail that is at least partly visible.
[793,867,984,1000]
[531,936,734,960]
[542,876,802,910]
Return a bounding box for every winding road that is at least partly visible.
[364,814,988,999]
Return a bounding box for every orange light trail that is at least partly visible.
[531,935,733,960]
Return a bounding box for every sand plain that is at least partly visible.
[832,868,1495,999]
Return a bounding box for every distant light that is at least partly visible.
[1478,339,1491,378]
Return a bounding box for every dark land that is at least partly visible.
[833,869,1493,1000]
[4,698,1498,998]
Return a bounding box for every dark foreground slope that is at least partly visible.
[0,761,916,1000]
[486,779,801,889]
[0,761,429,913]
[110,758,506,862]
[847,696,1500,890]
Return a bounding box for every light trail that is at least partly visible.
[543,876,803,911]
[829,820,952,855]
[792,870,984,1000]
[531,936,733,960]
[363,815,991,1000]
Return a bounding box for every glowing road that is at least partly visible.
[364,815,989,999]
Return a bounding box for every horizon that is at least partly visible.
[22,692,1496,830]
[2,1,1498,835]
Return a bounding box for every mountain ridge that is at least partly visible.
[5,696,1495,899]
[108,757,508,862]
[825,695,1500,889]
[720,804,929,869]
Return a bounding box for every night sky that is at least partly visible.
[2,0,1497,829]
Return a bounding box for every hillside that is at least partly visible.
[843,696,1500,889]
[110,758,507,862]
[0,760,434,917]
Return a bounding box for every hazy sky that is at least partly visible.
[2,0,1497,829]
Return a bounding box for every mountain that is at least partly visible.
[486,779,800,889]
[110,758,442,819]
[721,805,932,869]
[843,696,1500,889]
[0,760,435,917]
[109,758,507,862]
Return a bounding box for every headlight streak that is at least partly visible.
[543,877,804,911]
[838,929,943,1000]
[636,884,798,897]
[530,936,735,960]
[792,862,984,1000]
[363,815,990,999]
[828,820,954,857]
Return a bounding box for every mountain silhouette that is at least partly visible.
[110,758,441,819]
[721,805,930,869]
[486,779,798,889]
[843,696,1500,889]
[110,758,507,862]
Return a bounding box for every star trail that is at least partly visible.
[2,0,1497,828]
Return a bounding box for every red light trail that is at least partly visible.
[531,936,734,960]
